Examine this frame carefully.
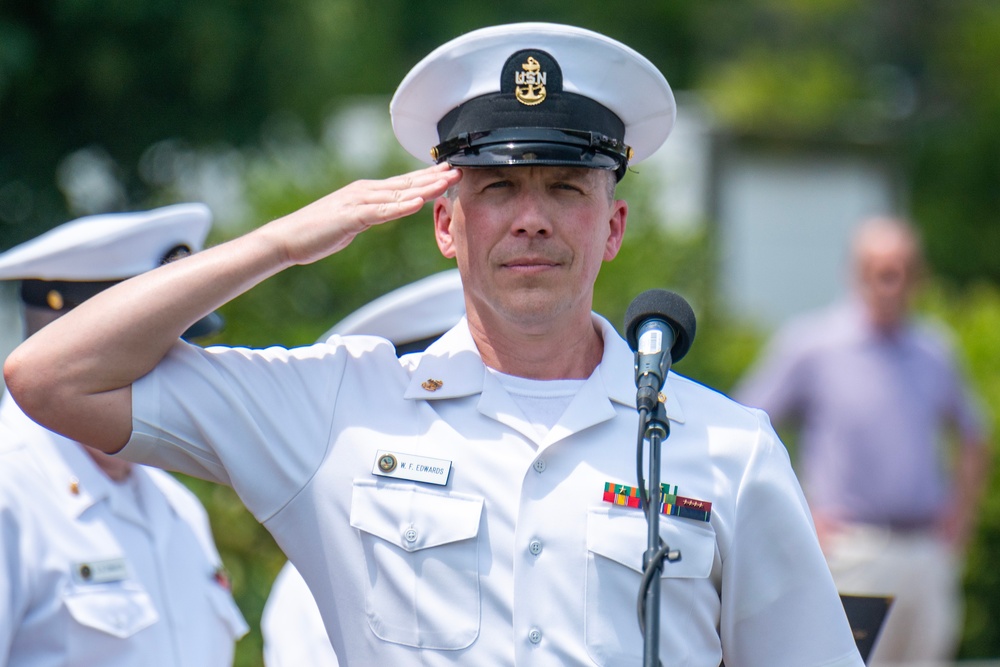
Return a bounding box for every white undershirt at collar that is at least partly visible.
[487,368,586,436]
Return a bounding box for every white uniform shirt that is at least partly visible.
[262,561,339,666]
[0,395,248,667]
[126,315,863,667]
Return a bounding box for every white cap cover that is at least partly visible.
[320,269,465,346]
[0,203,212,282]
[390,22,675,178]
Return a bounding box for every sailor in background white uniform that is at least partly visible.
[0,205,248,666]
[262,268,464,667]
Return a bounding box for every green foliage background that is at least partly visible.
[4,0,1000,663]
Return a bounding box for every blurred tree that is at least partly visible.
[692,0,1000,283]
[0,0,701,250]
[908,3,1000,285]
[5,0,1000,267]
[918,282,1000,657]
[2,0,369,245]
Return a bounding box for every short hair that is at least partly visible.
[851,216,923,265]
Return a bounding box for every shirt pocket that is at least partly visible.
[350,479,484,650]
[584,507,719,667]
[63,583,159,639]
[205,580,250,641]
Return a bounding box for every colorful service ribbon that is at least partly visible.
[602,482,712,522]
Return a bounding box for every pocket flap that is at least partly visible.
[64,585,159,638]
[351,480,483,552]
[587,507,715,579]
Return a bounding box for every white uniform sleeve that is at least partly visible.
[124,339,353,521]
[0,484,25,663]
[720,410,864,667]
[262,562,339,667]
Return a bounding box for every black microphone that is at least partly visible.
[624,289,696,413]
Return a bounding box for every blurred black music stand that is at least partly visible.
[717,594,891,667]
[840,594,893,664]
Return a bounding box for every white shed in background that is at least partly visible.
[713,144,902,329]
[642,95,903,331]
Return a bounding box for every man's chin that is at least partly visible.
[495,289,569,325]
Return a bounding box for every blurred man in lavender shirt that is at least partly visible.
[735,215,991,665]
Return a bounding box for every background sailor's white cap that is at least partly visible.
[0,203,212,282]
[319,269,465,353]
[0,203,222,338]
[390,22,675,180]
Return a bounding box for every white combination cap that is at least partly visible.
[0,203,212,283]
[0,203,222,341]
[320,269,465,353]
[390,22,675,180]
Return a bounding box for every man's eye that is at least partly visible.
[483,180,510,190]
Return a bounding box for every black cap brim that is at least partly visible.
[182,312,224,341]
[436,127,628,179]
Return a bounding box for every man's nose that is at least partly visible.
[510,192,553,237]
[873,267,906,293]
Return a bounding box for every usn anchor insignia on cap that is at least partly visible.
[515,56,547,106]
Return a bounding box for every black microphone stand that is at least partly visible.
[639,399,680,667]
[624,289,696,666]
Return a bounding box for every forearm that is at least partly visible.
[959,441,990,530]
[940,439,992,549]
[3,226,289,451]
[3,163,461,452]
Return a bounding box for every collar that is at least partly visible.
[0,393,152,526]
[402,314,685,425]
[839,298,915,346]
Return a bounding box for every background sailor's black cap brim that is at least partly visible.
[182,311,225,341]
[19,277,224,341]
[20,279,118,310]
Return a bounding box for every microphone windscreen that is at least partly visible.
[624,289,696,362]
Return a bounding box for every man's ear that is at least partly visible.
[434,198,457,259]
[603,199,628,262]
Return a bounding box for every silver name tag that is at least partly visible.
[372,450,452,486]
[73,558,129,584]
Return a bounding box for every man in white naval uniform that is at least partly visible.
[7,23,864,666]
[0,205,247,666]
[262,268,464,667]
